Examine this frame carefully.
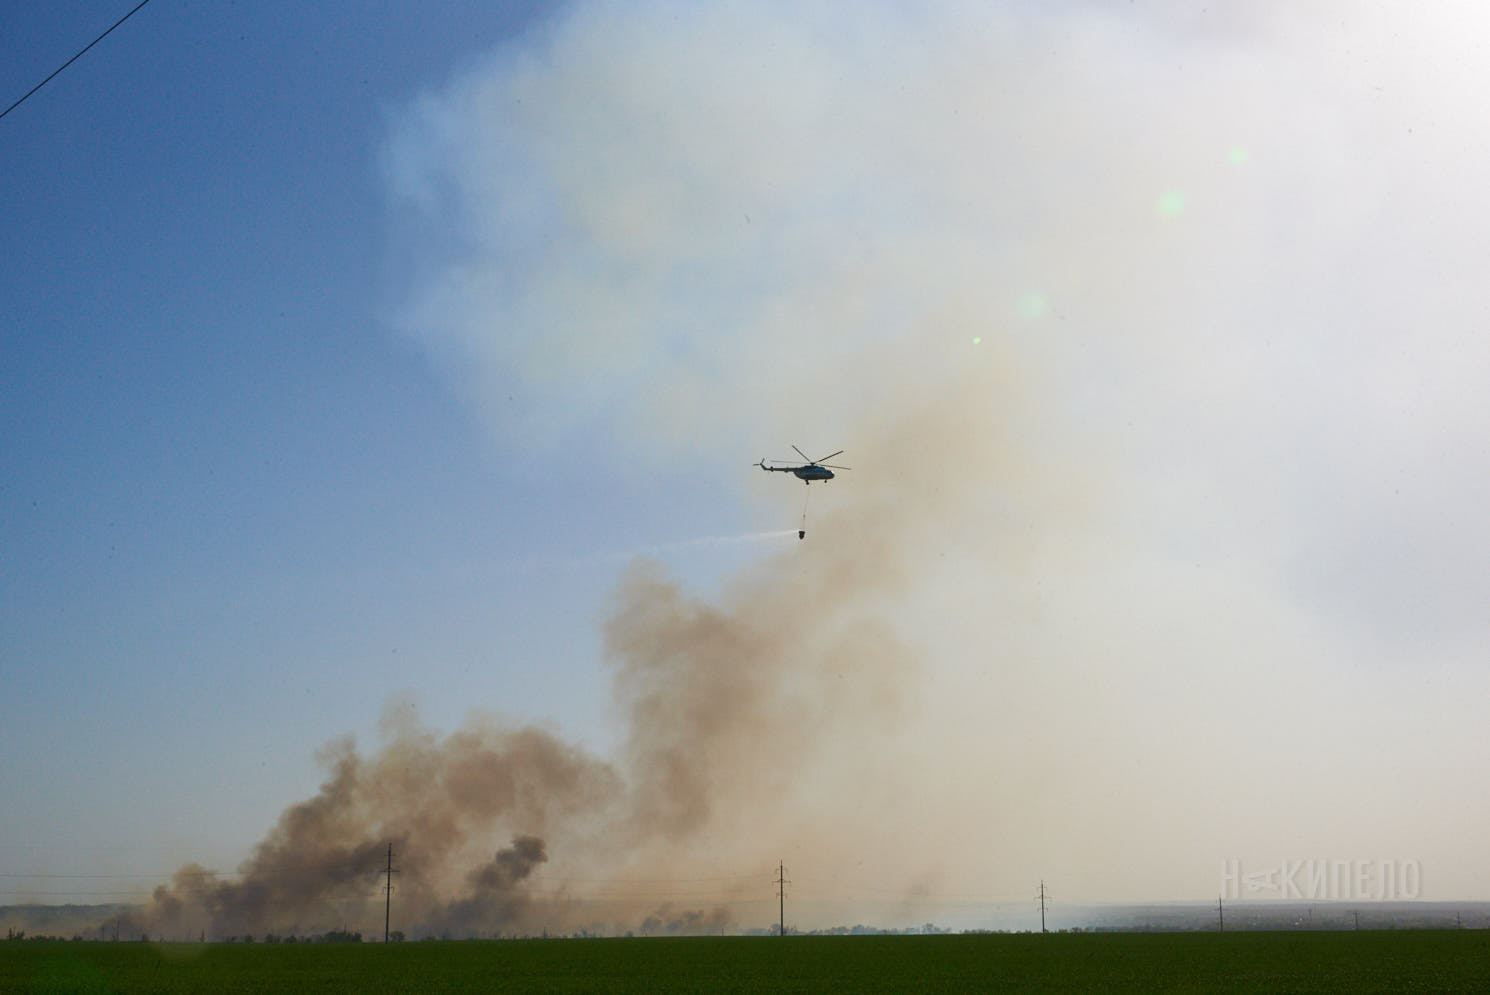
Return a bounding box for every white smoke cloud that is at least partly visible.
[378,0,1490,909]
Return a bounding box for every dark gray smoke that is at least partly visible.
[640,906,734,937]
[420,836,548,938]
[130,723,621,938]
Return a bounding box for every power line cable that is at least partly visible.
[1,0,155,124]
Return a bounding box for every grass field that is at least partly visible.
[4,930,1490,993]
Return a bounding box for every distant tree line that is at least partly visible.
[220,930,364,944]
[6,929,87,942]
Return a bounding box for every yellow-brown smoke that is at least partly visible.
[128,0,1490,936]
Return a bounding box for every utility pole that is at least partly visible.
[384,843,398,943]
[1218,896,1224,932]
[775,862,790,937]
[1036,881,1049,934]
[1353,910,1359,931]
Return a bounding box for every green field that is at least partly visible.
[4,931,1490,993]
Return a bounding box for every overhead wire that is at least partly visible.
[1,0,155,123]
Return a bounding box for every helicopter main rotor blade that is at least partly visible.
[791,445,811,463]
[818,463,851,470]
[815,450,844,464]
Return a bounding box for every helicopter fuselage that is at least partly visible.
[757,449,847,484]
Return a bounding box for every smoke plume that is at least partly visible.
[130,0,1490,935]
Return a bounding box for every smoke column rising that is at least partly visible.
[131,0,1490,935]
[383,0,1490,904]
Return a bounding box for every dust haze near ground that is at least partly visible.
[114,0,1490,936]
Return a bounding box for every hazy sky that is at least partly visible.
[6,0,1490,931]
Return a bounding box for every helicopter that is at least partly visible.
[757,447,849,539]
[756,446,850,483]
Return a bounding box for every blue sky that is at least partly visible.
[0,0,660,882]
[6,0,1490,930]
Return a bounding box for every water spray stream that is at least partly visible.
[609,530,801,562]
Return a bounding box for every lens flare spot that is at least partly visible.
[1017,292,1048,320]
[971,336,982,345]
[1157,191,1187,218]
[1227,146,1248,166]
